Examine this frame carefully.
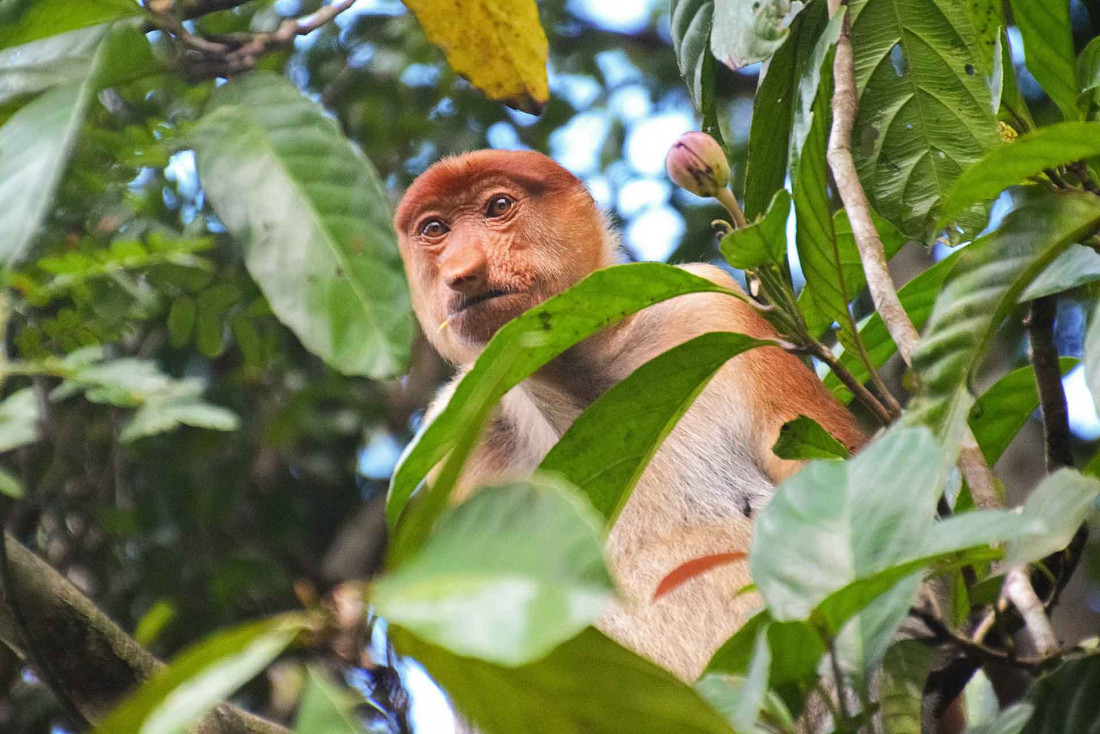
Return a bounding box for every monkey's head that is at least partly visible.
[395,150,616,364]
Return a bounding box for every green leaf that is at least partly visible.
[1020,244,1100,301]
[697,626,770,733]
[0,33,108,267]
[1007,0,1079,121]
[704,610,774,676]
[670,0,714,114]
[1004,469,1100,566]
[812,545,1005,641]
[394,626,733,734]
[168,297,197,348]
[753,427,944,618]
[385,263,734,527]
[0,466,24,499]
[720,189,791,269]
[134,600,177,648]
[194,283,240,359]
[771,415,850,461]
[1021,656,1100,734]
[0,389,39,452]
[799,206,909,340]
[0,0,141,50]
[968,358,1078,465]
[960,0,1002,75]
[539,331,772,524]
[940,122,1100,226]
[99,614,306,734]
[968,703,1034,734]
[121,381,240,443]
[709,0,792,71]
[704,612,824,719]
[909,190,1100,431]
[752,427,946,674]
[374,479,611,666]
[995,28,1034,129]
[696,675,798,734]
[822,251,959,403]
[849,0,999,241]
[880,640,933,734]
[790,12,853,345]
[0,26,105,106]
[1077,35,1100,115]
[294,669,369,734]
[743,5,820,220]
[191,72,412,379]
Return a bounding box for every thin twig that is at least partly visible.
[909,606,1055,673]
[1001,568,1059,657]
[1025,296,1074,470]
[150,0,356,78]
[808,342,894,425]
[826,637,854,732]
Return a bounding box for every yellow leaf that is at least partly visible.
[403,0,549,114]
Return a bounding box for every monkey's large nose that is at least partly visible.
[441,243,488,294]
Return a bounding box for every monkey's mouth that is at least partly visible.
[453,289,515,314]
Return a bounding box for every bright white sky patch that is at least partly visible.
[625,112,694,175]
[551,112,611,174]
[568,0,658,33]
[626,205,684,261]
[1063,366,1100,440]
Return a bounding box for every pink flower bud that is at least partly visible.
[665,131,730,198]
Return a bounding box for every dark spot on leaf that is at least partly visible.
[537,311,552,330]
[335,266,344,277]
[965,64,975,76]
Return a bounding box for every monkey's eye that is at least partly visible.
[485,195,514,218]
[419,219,449,239]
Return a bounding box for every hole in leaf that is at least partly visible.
[890,43,908,77]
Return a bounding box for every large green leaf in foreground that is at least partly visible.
[751,427,946,675]
[395,627,733,734]
[0,0,141,50]
[0,28,107,267]
[375,479,612,666]
[1008,0,1079,122]
[386,263,735,530]
[849,0,999,241]
[540,331,772,524]
[192,72,412,379]
[910,190,1100,432]
[99,614,307,734]
[939,122,1100,227]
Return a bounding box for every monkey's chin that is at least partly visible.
[447,291,533,344]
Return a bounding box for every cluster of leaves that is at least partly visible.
[2,1,1100,734]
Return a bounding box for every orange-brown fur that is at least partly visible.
[395,150,865,683]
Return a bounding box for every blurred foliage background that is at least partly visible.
[3,0,1100,731]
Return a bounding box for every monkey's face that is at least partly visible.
[395,150,608,364]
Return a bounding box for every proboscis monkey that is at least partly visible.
[394,149,865,685]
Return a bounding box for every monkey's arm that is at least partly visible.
[675,263,867,481]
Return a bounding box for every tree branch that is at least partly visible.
[1025,296,1074,470]
[1002,568,1059,657]
[0,533,289,734]
[823,0,1060,663]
